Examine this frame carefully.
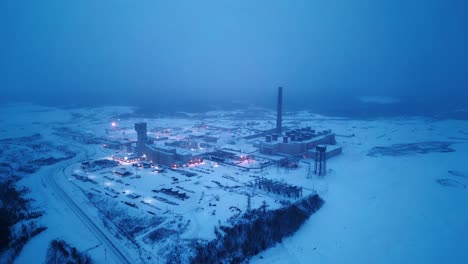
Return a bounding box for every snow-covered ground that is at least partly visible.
[251,118,468,264]
[1,103,467,263]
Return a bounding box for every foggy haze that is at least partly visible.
[1,0,467,116]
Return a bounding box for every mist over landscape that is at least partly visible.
[1,1,467,116]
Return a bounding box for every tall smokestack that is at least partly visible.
[277,86,283,134]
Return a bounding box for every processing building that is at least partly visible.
[259,87,342,160]
[134,122,206,167]
[259,127,341,158]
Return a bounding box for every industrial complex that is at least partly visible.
[64,87,343,261]
[117,87,342,174]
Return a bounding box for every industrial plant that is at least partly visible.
[54,87,343,263]
[119,87,342,173]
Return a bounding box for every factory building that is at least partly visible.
[206,149,252,163]
[258,86,342,160]
[134,122,205,167]
[144,145,200,167]
[260,128,340,158]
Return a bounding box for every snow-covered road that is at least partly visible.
[15,143,139,263]
[45,165,132,264]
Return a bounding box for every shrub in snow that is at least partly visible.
[45,239,92,264]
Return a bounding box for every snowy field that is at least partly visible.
[1,103,467,263]
[251,118,468,264]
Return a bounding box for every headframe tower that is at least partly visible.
[135,122,148,155]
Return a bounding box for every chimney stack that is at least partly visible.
[277,86,283,134]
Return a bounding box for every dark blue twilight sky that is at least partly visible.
[1,1,467,115]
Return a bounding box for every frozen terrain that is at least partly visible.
[251,119,468,264]
[1,103,467,263]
